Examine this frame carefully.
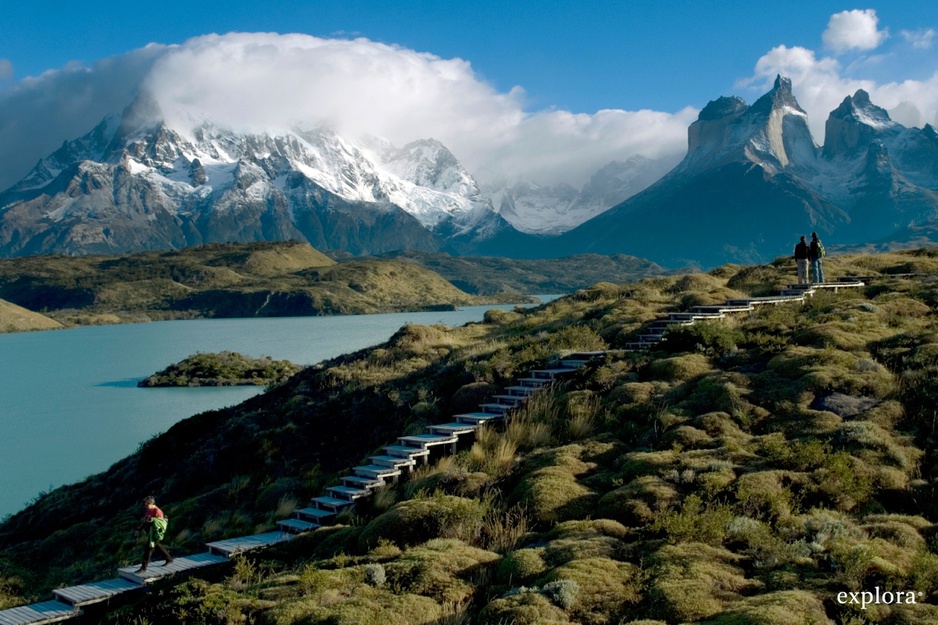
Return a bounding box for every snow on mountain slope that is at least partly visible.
[487,155,678,235]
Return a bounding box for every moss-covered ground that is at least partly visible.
[3,248,938,624]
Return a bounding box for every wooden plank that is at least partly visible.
[118,552,228,584]
[278,518,319,533]
[0,601,76,625]
[53,578,140,607]
[295,507,337,521]
[206,532,293,558]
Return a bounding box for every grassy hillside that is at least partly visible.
[0,241,521,327]
[3,248,938,623]
[379,250,668,295]
[0,297,63,333]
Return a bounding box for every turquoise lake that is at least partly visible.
[0,299,556,518]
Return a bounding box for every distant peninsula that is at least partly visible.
[0,241,529,331]
[138,351,302,387]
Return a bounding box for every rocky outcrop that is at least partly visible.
[558,77,938,268]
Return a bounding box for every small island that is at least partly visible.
[138,351,302,387]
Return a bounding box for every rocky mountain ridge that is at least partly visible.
[3,77,938,265]
[560,76,938,267]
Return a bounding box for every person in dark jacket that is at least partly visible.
[809,232,825,283]
[135,496,173,573]
[794,236,809,284]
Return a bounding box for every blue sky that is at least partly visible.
[2,0,934,112]
[1,1,936,188]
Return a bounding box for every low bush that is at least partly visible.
[478,590,570,624]
[358,492,489,549]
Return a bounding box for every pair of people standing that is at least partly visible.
[794,232,825,284]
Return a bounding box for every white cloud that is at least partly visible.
[822,9,888,53]
[901,28,936,49]
[0,59,12,80]
[0,45,166,190]
[0,33,692,191]
[744,44,938,143]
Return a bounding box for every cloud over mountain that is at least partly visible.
[742,9,938,143]
[0,33,692,191]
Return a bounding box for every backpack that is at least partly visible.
[816,240,826,258]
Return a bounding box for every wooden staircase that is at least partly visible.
[0,350,605,625]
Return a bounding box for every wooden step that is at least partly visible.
[278,518,319,534]
[725,295,805,306]
[624,342,653,351]
[327,485,371,501]
[341,475,385,489]
[427,422,478,436]
[118,552,228,583]
[559,359,588,367]
[0,600,77,625]
[667,312,725,321]
[453,412,504,425]
[478,403,513,414]
[566,351,609,360]
[382,445,431,460]
[53,578,140,608]
[527,368,576,379]
[516,377,551,387]
[690,304,753,314]
[369,455,416,469]
[398,434,458,448]
[491,395,526,405]
[206,532,293,558]
[352,465,402,480]
[295,507,337,522]
[311,495,356,511]
[503,386,539,396]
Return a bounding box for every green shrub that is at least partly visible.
[511,446,598,524]
[358,492,489,549]
[264,584,441,625]
[647,353,713,382]
[649,543,760,623]
[598,476,679,525]
[383,539,499,604]
[478,590,570,624]
[660,321,743,357]
[543,557,642,625]
[700,590,832,625]
[496,548,549,584]
[652,494,733,545]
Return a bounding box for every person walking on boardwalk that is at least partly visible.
[135,496,173,572]
[794,235,809,284]
[809,231,826,283]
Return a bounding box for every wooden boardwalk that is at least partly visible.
[205,532,293,558]
[0,601,76,625]
[118,552,230,584]
[53,577,140,607]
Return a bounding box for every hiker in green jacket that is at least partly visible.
[135,496,173,572]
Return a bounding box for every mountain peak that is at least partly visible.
[115,91,165,140]
[685,75,814,171]
[697,96,749,121]
[749,74,804,117]
[824,89,900,159]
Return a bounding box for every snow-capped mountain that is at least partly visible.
[0,93,516,257]
[560,76,938,267]
[486,155,678,235]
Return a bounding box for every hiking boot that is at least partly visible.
[135,566,147,573]
[162,558,174,566]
